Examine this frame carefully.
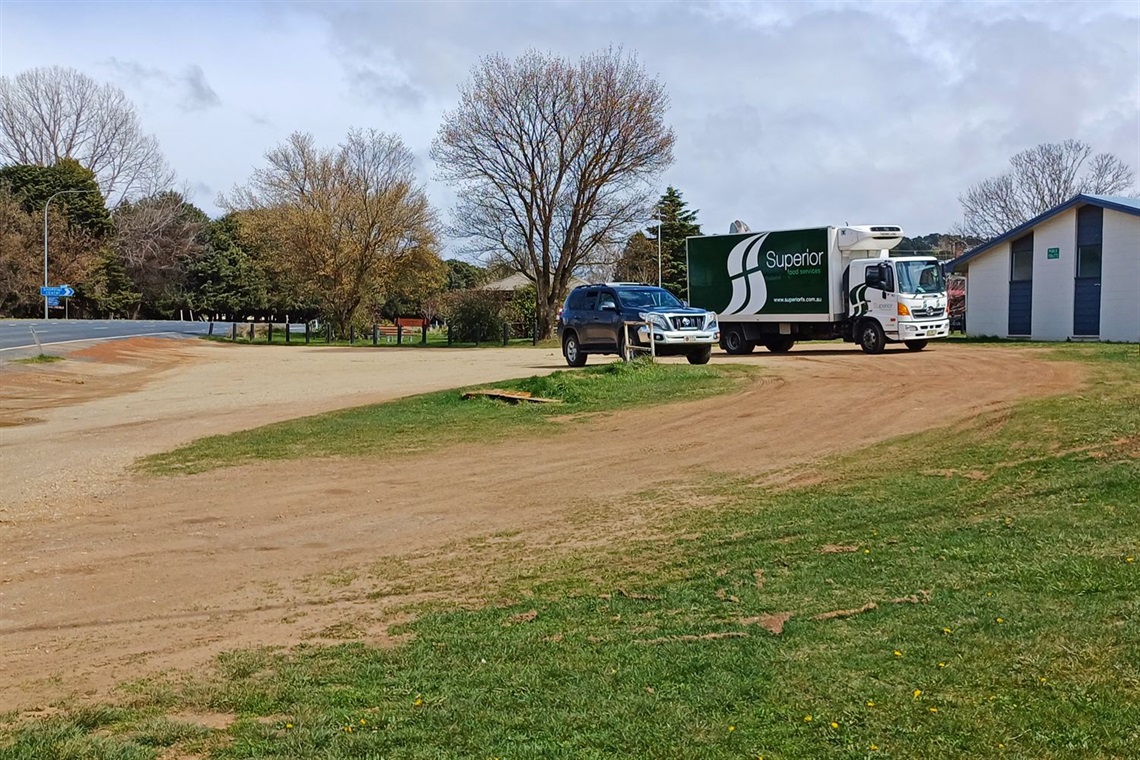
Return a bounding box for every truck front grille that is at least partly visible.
[911,306,945,319]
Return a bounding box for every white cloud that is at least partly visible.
[1,0,1135,244]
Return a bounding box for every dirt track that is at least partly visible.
[0,339,1082,709]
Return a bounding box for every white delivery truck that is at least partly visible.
[686,225,950,354]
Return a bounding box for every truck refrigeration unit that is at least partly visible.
[686,224,949,355]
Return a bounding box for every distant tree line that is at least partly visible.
[1,63,1134,329]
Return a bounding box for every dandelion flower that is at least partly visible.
[986,591,993,596]
[929,707,938,713]
[804,715,813,722]
[942,627,952,634]
[894,650,903,657]
[938,662,947,668]
[864,549,871,554]
[866,700,876,707]
[870,744,879,751]
[1040,677,1047,683]
[1126,557,1134,563]
[913,689,922,698]
[360,718,367,725]
[996,617,1004,624]
[285,723,293,729]
[729,726,735,732]
[830,722,839,729]
[414,698,423,706]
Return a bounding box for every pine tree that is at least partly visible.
[649,187,701,297]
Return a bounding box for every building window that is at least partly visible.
[1010,233,1033,281]
[1076,205,1103,279]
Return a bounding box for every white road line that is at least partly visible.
[0,331,198,352]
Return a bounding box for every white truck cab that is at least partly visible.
[848,255,950,353]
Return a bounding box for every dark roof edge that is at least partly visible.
[949,194,1140,271]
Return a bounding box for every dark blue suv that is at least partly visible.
[556,283,720,367]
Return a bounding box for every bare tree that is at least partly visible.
[0,66,174,204]
[432,48,675,338]
[960,140,1135,239]
[113,191,208,314]
[223,130,440,335]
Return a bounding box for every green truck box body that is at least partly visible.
[687,228,836,319]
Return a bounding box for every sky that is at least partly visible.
[2,0,1138,250]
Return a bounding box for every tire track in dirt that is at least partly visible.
[0,345,1083,709]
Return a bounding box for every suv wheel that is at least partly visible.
[563,332,587,367]
[687,345,712,364]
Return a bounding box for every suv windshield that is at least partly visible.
[896,261,945,295]
[614,287,683,309]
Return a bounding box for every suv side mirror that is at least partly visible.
[600,302,617,312]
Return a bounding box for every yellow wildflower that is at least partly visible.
[830,722,839,729]
[285,723,293,729]
[894,650,903,657]
[729,726,735,732]
[942,627,952,634]
[870,744,879,751]
[360,718,367,725]
[804,715,813,722]
[929,707,938,713]
[996,617,1004,623]
[864,549,870,554]
[1126,557,1134,563]
[1040,677,1047,683]
[913,689,922,698]
[866,700,875,707]
[938,662,947,668]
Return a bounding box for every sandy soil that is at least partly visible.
[0,339,1083,710]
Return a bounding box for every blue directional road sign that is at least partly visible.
[46,296,60,307]
[40,284,75,298]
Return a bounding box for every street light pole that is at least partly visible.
[43,189,99,319]
[655,210,662,288]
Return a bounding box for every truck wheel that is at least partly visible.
[765,336,796,353]
[563,333,587,367]
[722,327,754,355]
[858,321,886,354]
[905,340,928,352]
[687,345,712,364]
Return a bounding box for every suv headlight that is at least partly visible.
[639,312,670,331]
[703,313,718,331]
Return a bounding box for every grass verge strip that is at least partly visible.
[139,360,755,476]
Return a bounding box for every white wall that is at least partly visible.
[1100,210,1140,342]
[965,241,1010,338]
[1029,211,1076,341]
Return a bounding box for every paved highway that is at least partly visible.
[0,319,229,354]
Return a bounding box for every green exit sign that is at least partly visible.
[1047,247,1060,259]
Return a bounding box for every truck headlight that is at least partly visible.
[703,314,718,331]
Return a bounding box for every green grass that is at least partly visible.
[11,353,63,364]
[5,344,1138,758]
[139,359,753,476]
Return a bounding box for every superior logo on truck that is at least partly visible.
[689,228,830,316]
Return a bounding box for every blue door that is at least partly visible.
[1008,281,1032,335]
[1073,279,1101,336]
[1008,233,1033,336]
[1073,206,1102,337]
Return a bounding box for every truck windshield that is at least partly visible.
[896,261,945,295]
[614,287,683,309]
